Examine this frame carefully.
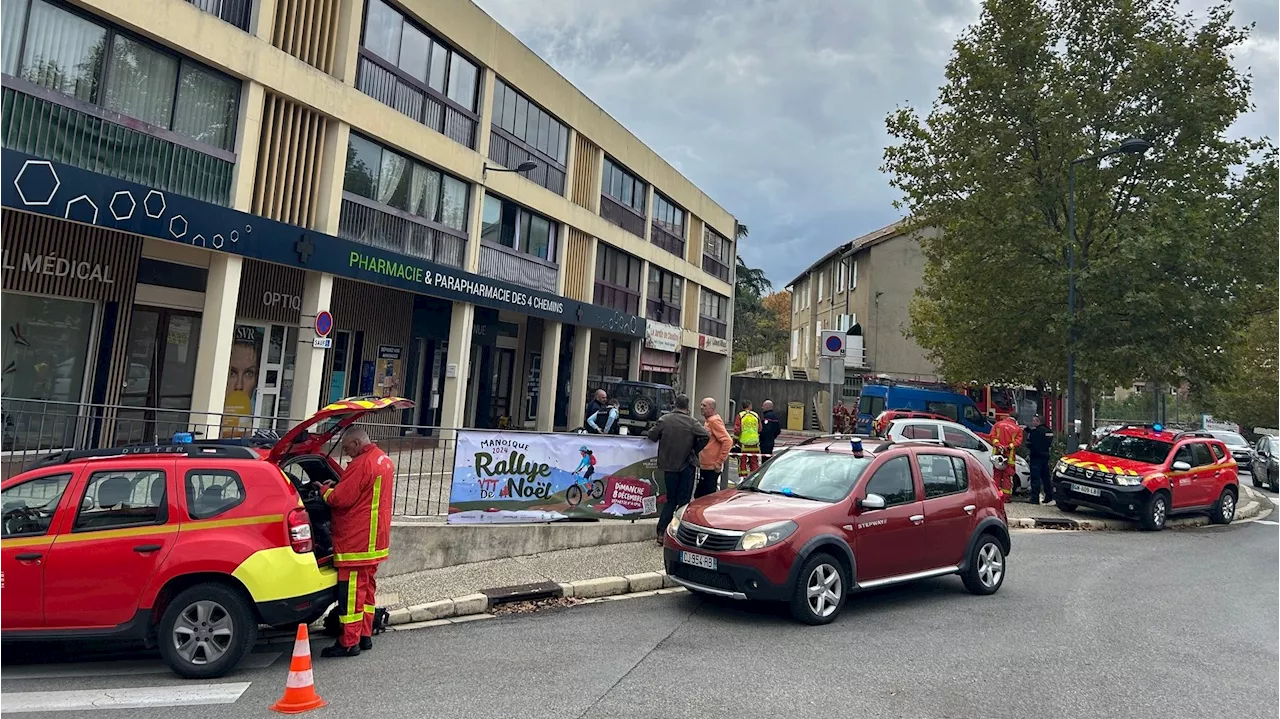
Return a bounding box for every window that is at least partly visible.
[943,426,985,451]
[1,474,71,537]
[343,133,471,233]
[596,245,643,295]
[1094,434,1174,465]
[817,271,825,301]
[699,290,728,338]
[361,0,477,111]
[185,470,245,519]
[925,401,959,422]
[1190,443,1215,468]
[901,423,939,440]
[920,453,966,498]
[962,404,985,425]
[702,227,732,281]
[493,79,568,166]
[652,194,685,238]
[1209,444,1225,462]
[445,54,477,110]
[602,158,647,214]
[835,260,846,293]
[864,455,915,506]
[850,259,858,289]
[858,394,885,418]
[74,470,167,531]
[738,451,873,503]
[1173,445,1193,467]
[646,266,683,324]
[10,0,240,150]
[481,194,558,262]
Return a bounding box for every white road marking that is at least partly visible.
[1254,520,1279,526]
[1,682,251,713]
[1,652,280,681]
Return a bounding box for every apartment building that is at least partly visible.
[786,221,938,397]
[0,0,737,452]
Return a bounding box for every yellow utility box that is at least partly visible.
[787,402,804,431]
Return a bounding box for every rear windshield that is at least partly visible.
[737,450,872,503]
[1090,434,1173,465]
[1209,431,1248,447]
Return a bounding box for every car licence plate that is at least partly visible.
[680,551,717,570]
[1070,482,1101,497]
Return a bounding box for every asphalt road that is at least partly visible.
[4,518,1277,718]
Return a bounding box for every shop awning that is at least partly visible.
[641,348,679,373]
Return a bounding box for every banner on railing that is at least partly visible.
[447,430,663,524]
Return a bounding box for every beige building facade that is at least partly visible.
[1,0,736,450]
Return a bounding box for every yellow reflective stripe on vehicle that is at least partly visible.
[334,549,389,563]
[1,536,50,548]
[340,570,363,624]
[25,514,283,548]
[368,474,382,555]
[55,525,179,544]
[184,514,283,531]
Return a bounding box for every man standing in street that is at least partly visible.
[1025,413,1055,504]
[321,427,395,657]
[587,397,621,435]
[759,399,782,463]
[734,400,762,479]
[584,389,607,432]
[989,412,1024,504]
[648,394,710,542]
[697,397,734,498]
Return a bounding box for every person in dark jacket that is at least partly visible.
[759,399,782,459]
[584,389,607,432]
[1024,414,1055,504]
[587,398,621,435]
[647,394,710,542]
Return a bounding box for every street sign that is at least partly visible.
[820,330,845,358]
[315,310,334,338]
[312,337,333,349]
[818,356,845,384]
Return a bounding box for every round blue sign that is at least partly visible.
[824,335,843,352]
[315,310,334,337]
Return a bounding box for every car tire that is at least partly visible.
[630,396,656,422]
[1140,491,1169,532]
[157,583,258,679]
[1209,487,1236,525]
[1055,501,1077,513]
[788,553,847,625]
[961,533,1006,596]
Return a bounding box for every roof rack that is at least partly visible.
[30,443,259,469]
[874,438,959,451]
[1173,430,1216,440]
[795,434,873,447]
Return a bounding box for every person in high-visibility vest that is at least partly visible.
[989,413,1024,503]
[734,400,763,478]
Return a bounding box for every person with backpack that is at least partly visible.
[572,446,597,483]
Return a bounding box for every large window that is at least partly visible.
[602,158,646,214]
[594,244,642,315]
[4,0,239,151]
[647,267,683,325]
[362,0,477,111]
[652,194,685,239]
[480,195,557,262]
[699,289,728,339]
[702,227,732,282]
[344,133,470,234]
[492,79,567,166]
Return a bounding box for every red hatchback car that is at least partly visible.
[663,437,1011,624]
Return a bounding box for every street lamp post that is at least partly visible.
[1065,138,1151,450]
[482,160,538,181]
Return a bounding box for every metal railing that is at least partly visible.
[355,53,477,149]
[487,129,566,195]
[600,194,646,237]
[185,0,253,32]
[339,195,466,268]
[478,241,558,293]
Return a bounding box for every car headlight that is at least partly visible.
[1113,473,1142,486]
[666,506,686,537]
[737,520,798,551]
[1055,460,1068,474]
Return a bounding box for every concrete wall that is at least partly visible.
[730,377,824,417]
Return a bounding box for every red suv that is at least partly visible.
[0,396,410,678]
[1052,424,1239,531]
[662,437,1011,624]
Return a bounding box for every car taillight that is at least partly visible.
[287,508,313,554]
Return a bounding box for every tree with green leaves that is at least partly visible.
[732,255,788,370]
[882,0,1277,440]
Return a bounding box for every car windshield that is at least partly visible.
[1089,434,1173,465]
[737,450,873,503]
[1209,431,1248,447]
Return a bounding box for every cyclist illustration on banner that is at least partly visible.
[567,445,605,507]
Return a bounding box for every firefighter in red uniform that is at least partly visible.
[320,427,395,657]
[989,413,1023,503]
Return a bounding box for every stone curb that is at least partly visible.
[1009,484,1269,531]
[388,570,681,627]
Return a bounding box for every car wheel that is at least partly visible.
[630,396,656,422]
[1209,487,1236,525]
[961,534,1006,595]
[788,553,846,625]
[1055,501,1077,513]
[1140,492,1169,532]
[158,583,257,679]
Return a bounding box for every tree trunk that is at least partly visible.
[1079,381,1095,447]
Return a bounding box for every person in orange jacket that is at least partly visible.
[989,413,1024,503]
[696,397,734,498]
[320,427,395,657]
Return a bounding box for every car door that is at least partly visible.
[942,425,989,466]
[1,471,78,628]
[918,452,976,569]
[1167,444,1200,508]
[851,454,926,584]
[1195,442,1229,504]
[41,459,180,628]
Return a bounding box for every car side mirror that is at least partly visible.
[857,493,886,511]
[1078,444,1087,451]
[1171,461,1191,472]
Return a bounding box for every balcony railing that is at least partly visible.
[185,0,253,31]
[600,194,645,237]
[1,86,234,206]
[699,316,727,339]
[646,299,681,326]
[594,282,640,315]
[650,223,685,258]
[702,254,731,283]
[356,52,477,150]
[338,194,465,268]
[478,241,558,294]
[488,128,565,195]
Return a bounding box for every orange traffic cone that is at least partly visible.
[270,624,327,714]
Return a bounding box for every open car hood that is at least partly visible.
[267,396,414,464]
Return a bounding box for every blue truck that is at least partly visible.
[855,383,993,436]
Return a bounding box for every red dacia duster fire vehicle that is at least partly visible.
[0,396,411,678]
[1052,424,1239,531]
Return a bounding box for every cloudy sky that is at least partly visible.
[474,0,1279,289]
